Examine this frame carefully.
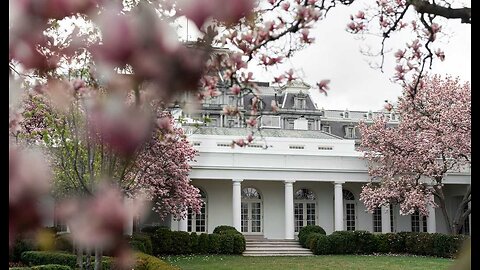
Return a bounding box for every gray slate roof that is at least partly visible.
[185,127,343,140]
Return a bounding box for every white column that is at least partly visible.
[334,181,344,231]
[427,195,436,233]
[284,180,295,239]
[232,179,243,232]
[178,210,188,232]
[124,198,134,236]
[381,205,391,233]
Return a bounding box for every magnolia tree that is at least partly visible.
[9,0,471,267]
[359,75,470,235]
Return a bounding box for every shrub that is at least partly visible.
[219,234,235,254]
[53,234,72,253]
[329,231,356,254]
[10,264,72,270]
[197,233,210,254]
[135,252,180,270]
[151,227,172,255]
[140,225,170,234]
[232,234,246,254]
[189,233,199,254]
[10,237,37,262]
[129,234,153,255]
[208,234,222,254]
[170,231,191,255]
[351,231,376,254]
[374,233,390,253]
[314,235,331,255]
[213,225,241,235]
[306,233,323,251]
[20,251,112,270]
[405,232,434,256]
[298,226,326,248]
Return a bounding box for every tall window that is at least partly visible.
[294,189,316,232]
[308,120,314,130]
[411,210,427,232]
[286,119,295,130]
[345,126,355,138]
[343,190,356,231]
[343,110,350,118]
[373,207,382,232]
[188,188,207,233]
[295,97,306,109]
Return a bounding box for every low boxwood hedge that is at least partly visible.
[305,231,468,258]
[20,251,112,270]
[10,264,72,270]
[8,264,72,270]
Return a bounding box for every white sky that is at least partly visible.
[180,0,471,111]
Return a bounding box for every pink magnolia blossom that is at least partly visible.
[316,79,330,96]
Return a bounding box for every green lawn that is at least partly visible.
[162,255,455,270]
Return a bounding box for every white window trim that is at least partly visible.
[321,125,331,133]
[260,115,281,129]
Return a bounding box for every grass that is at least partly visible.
[162,254,455,270]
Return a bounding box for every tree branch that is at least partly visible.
[409,0,471,23]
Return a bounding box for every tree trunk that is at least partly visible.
[76,245,83,270]
[94,246,102,270]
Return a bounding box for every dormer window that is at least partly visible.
[345,126,355,138]
[294,97,306,109]
[366,111,373,120]
[390,113,397,121]
[343,110,350,119]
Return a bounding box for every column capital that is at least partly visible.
[284,179,296,184]
[232,179,243,183]
[333,181,345,185]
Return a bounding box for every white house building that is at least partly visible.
[139,81,471,239]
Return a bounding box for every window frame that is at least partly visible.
[260,115,281,129]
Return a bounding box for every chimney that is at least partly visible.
[293,116,308,130]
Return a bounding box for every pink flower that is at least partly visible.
[281,2,290,11]
[271,100,279,112]
[435,49,445,61]
[230,85,242,95]
[246,117,257,127]
[317,80,330,96]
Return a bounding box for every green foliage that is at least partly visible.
[9,264,72,270]
[151,227,173,255]
[189,233,199,253]
[197,233,210,254]
[232,234,246,254]
[306,233,324,251]
[307,231,468,258]
[134,252,180,270]
[170,231,191,254]
[314,235,332,255]
[128,233,153,255]
[141,225,170,234]
[208,234,222,254]
[20,251,112,270]
[10,237,37,262]
[298,225,326,247]
[212,225,240,235]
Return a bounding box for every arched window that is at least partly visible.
[294,188,317,232]
[241,187,262,233]
[343,189,356,231]
[188,188,207,233]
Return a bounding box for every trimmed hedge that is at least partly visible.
[135,252,180,270]
[298,225,326,248]
[212,225,240,235]
[305,231,468,258]
[128,233,153,255]
[147,226,245,255]
[20,251,112,270]
[10,264,72,270]
[140,225,170,234]
[53,234,72,253]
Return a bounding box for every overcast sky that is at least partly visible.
[180,0,470,111]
